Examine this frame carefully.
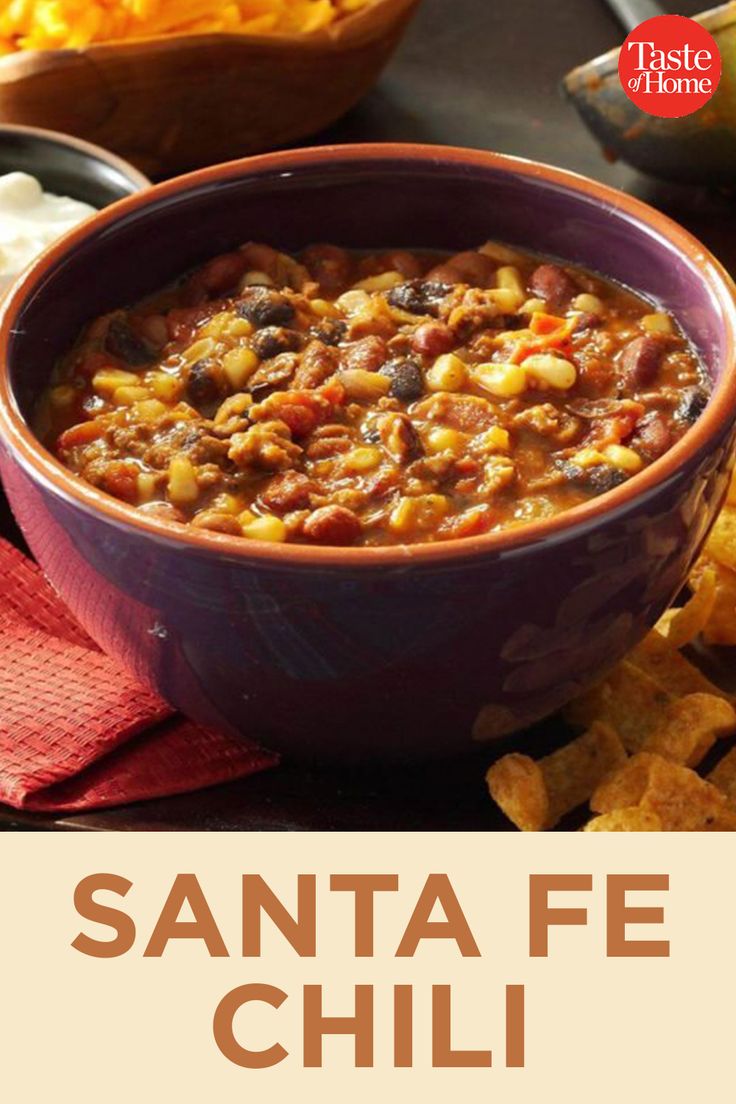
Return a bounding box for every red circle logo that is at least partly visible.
[618,14,721,118]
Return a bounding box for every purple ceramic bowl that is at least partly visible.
[1,144,736,761]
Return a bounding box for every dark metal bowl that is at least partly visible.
[0,123,149,208]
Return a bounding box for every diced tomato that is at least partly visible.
[530,311,567,336]
[318,377,346,407]
[439,506,495,540]
[57,420,104,450]
[278,403,320,437]
[100,461,140,503]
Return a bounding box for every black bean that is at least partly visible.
[251,326,303,360]
[105,317,154,366]
[676,385,708,424]
[310,318,347,346]
[237,286,295,328]
[247,352,298,397]
[556,459,628,494]
[186,359,224,407]
[380,357,424,401]
[386,280,454,317]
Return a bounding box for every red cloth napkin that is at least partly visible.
[0,538,277,814]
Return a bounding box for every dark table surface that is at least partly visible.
[1,0,732,831]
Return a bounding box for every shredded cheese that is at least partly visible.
[0,0,372,53]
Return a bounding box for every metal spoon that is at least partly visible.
[563,1,736,186]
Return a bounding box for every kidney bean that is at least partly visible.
[237,286,295,328]
[426,251,496,287]
[341,336,388,373]
[189,251,247,298]
[251,326,303,360]
[303,504,362,545]
[378,412,423,462]
[378,250,424,279]
[292,340,339,389]
[630,411,672,460]
[380,357,424,401]
[620,334,667,388]
[260,471,317,512]
[410,322,455,358]
[572,311,601,333]
[301,243,353,294]
[239,242,281,273]
[386,280,453,317]
[529,263,577,311]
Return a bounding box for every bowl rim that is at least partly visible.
[0,121,151,192]
[1,141,735,568]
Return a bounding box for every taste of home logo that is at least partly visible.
[618,14,722,118]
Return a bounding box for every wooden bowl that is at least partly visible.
[0,0,420,178]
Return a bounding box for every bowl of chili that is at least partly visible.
[1,143,735,761]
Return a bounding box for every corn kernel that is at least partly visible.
[336,289,371,317]
[339,368,391,401]
[136,472,157,502]
[492,329,532,347]
[167,456,199,505]
[519,298,547,314]
[496,265,524,293]
[475,426,511,453]
[211,493,243,515]
[488,287,524,312]
[225,317,253,338]
[241,514,287,542]
[523,353,576,390]
[181,337,216,365]
[92,368,139,396]
[132,399,167,423]
[472,362,527,397]
[342,446,383,472]
[571,447,606,468]
[478,241,522,264]
[49,384,76,408]
[572,293,604,314]
[602,444,644,474]
[641,312,674,335]
[199,311,233,340]
[148,372,183,403]
[425,426,467,455]
[223,347,259,390]
[354,270,404,292]
[310,298,341,319]
[113,385,150,406]
[389,494,450,535]
[425,353,467,392]
[215,392,253,425]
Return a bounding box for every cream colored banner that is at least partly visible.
[0,832,733,1102]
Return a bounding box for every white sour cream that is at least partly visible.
[0,171,96,280]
